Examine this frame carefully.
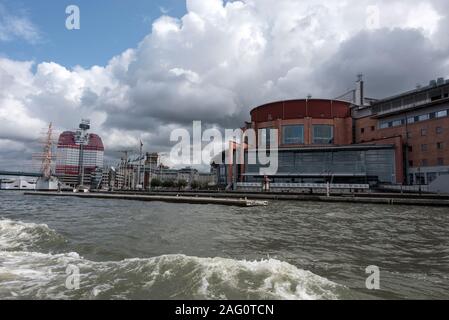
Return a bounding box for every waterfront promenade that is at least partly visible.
[24,190,449,207]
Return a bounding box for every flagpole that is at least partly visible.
[138,140,143,190]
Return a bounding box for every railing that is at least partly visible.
[376,99,430,116]
[378,184,430,193]
[0,171,43,177]
[236,182,370,189]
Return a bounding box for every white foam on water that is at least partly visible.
[0,251,82,299]
[0,218,347,300]
[0,218,64,251]
[0,251,345,300]
[193,256,340,300]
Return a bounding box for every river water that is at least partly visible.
[0,191,448,300]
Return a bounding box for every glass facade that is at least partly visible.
[379,108,449,129]
[282,125,304,145]
[245,148,396,184]
[313,125,334,144]
[258,128,273,147]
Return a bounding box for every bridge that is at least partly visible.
[0,170,43,177]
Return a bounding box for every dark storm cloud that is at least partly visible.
[315,28,448,99]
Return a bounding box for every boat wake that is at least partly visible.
[0,219,66,252]
[0,218,350,300]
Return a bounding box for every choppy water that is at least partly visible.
[0,191,448,300]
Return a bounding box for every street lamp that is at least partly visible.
[76,119,90,189]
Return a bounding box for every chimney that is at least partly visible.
[355,74,364,106]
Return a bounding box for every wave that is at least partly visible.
[0,218,350,300]
[0,252,349,300]
[0,218,66,252]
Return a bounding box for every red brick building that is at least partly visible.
[354,78,449,185]
[215,98,398,187]
[214,78,449,188]
[250,99,353,146]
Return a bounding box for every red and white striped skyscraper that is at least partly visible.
[56,122,104,187]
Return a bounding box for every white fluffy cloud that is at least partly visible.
[1,0,448,169]
[0,3,41,43]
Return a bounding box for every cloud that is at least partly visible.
[1,0,449,170]
[0,3,41,43]
[314,28,447,99]
[159,6,170,15]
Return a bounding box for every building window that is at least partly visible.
[427,172,437,184]
[437,142,444,150]
[421,128,427,136]
[258,127,274,148]
[419,114,430,121]
[407,132,412,139]
[416,173,425,185]
[392,119,402,127]
[361,128,365,134]
[409,160,414,167]
[313,125,334,144]
[422,159,428,166]
[421,144,428,152]
[436,127,443,134]
[408,146,413,152]
[282,125,304,145]
[438,158,444,166]
[407,117,415,124]
[380,122,389,129]
[436,110,448,118]
[371,126,375,131]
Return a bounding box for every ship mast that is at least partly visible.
[40,122,54,180]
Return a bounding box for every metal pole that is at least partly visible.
[142,154,146,190]
[418,167,422,195]
[78,143,84,186]
[121,157,124,189]
[125,151,129,189]
[138,142,143,189]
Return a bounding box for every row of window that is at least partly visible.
[375,87,449,115]
[260,125,334,145]
[409,158,445,167]
[406,126,445,138]
[360,126,375,134]
[379,109,449,129]
[410,171,447,185]
[409,142,445,152]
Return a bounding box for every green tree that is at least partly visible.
[176,179,188,190]
[150,178,162,189]
[162,180,175,188]
[200,182,210,190]
[190,180,200,190]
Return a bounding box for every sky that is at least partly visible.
[1,0,449,171]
